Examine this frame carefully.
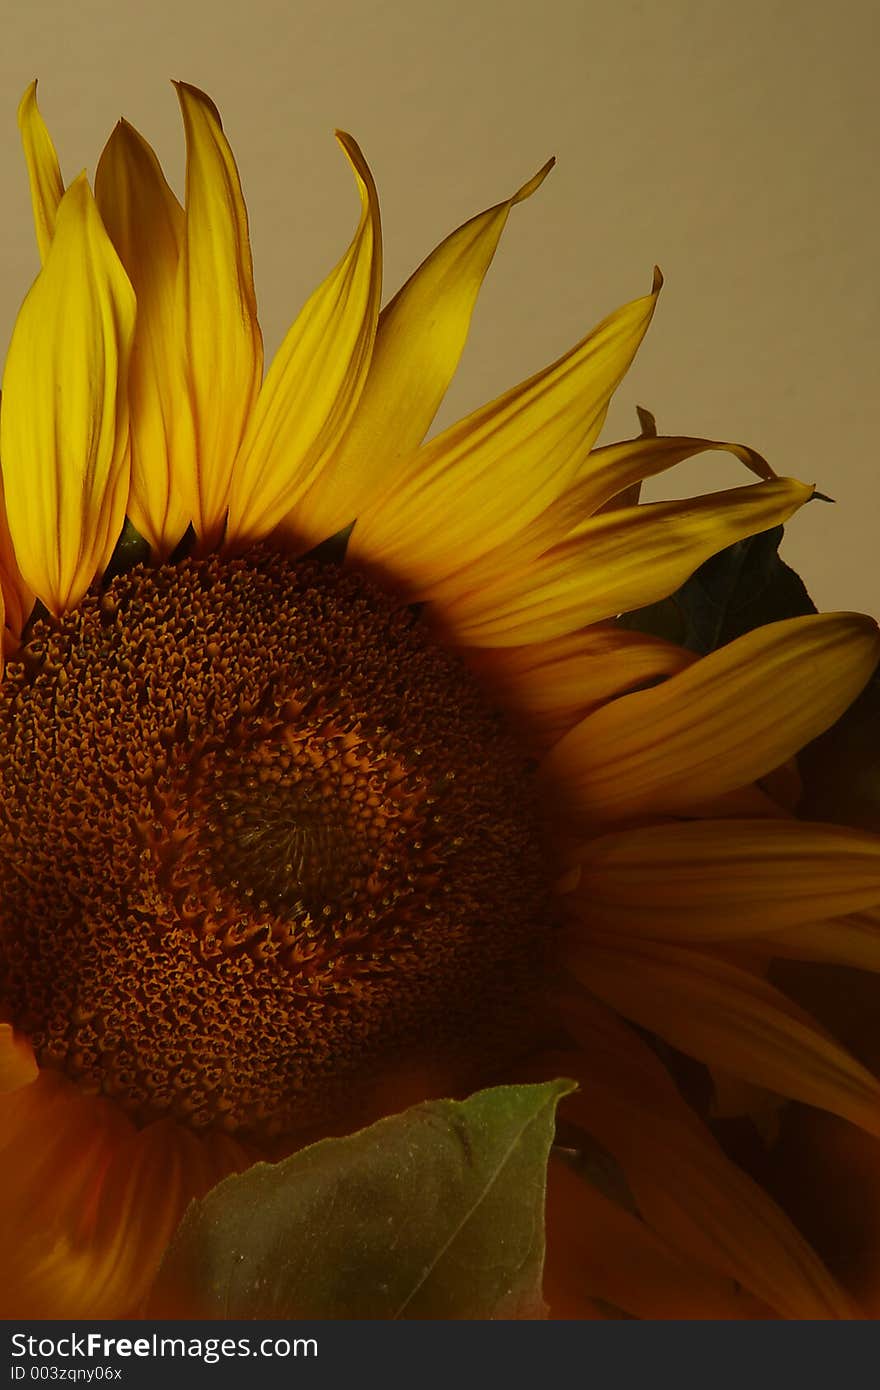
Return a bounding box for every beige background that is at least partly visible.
[0,0,876,614]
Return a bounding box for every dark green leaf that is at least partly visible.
[146,1079,574,1320]
[619,525,816,655]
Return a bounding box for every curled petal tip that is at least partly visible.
[652,265,664,292]
[512,155,556,205]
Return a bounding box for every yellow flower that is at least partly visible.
[1,80,880,1320]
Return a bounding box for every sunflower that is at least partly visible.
[2,79,880,1322]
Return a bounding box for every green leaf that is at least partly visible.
[619,525,816,654]
[146,1079,574,1320]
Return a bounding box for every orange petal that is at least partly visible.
[545,1152,771,1318]
[463,623,693,751]
[545,992,858,1318]
[540,613,880,827]
[0,1068,248,1317]
[562,933,880,1138]
[0,1023,38,1093]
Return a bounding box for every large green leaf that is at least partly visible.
[146,1079,573,1320]
[619,524,816,654]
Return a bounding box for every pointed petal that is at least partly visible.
[286,158,554,547]
[573,819,880,940]
[541,613,880,825]
[347,271,663,586]
[17,81,64,263]
[463,623,693,750]
[225,131,382,547]
[548,993,858,1318]
[0,1024,37,1093]
[174,83,263,548]
[96,119,194,557]
[563,934,880,1138]
[439,476,812,646]
[0,175,136,617]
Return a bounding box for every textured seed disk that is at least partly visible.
[0,552,553,1138]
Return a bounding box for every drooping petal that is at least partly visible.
[17,81,64,262]
[347,271,663,587]
[0,1024,37,1093]
[0,1069,248,1318]
[0,175,136,617]
[174,82,263,549]
[439,476,811,646]
[95,119,194,557]
[571,819,880,940]
[556,431,774,528]
[225,132,382,548]
[563,934,880,1138]
[285,158,554,547]
[463,623,693,750]
[442,431,777,599]
[547,993,858,1318]
[540,613,880,825]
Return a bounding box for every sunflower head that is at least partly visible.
[1,80,879,1321]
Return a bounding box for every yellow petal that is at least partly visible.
[541,613,880,825]
[0,174,136,617]
[537,432,774,545]
[463,623,693,750]
[17,81,64,263]
[572,819,880,939]
[95,119,194,557]
[174,82,263,549]
[0,1023,37,1093]
[547,992,857,1317]
[225,131,382,548]
[445,431,777,599]
[286,158,554,548]
[563,934,880,1138]
[347,270,663,586]
[440,475,811,646]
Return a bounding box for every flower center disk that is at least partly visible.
[0,552,552,1138]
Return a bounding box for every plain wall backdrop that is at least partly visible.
[0,0,876,613]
